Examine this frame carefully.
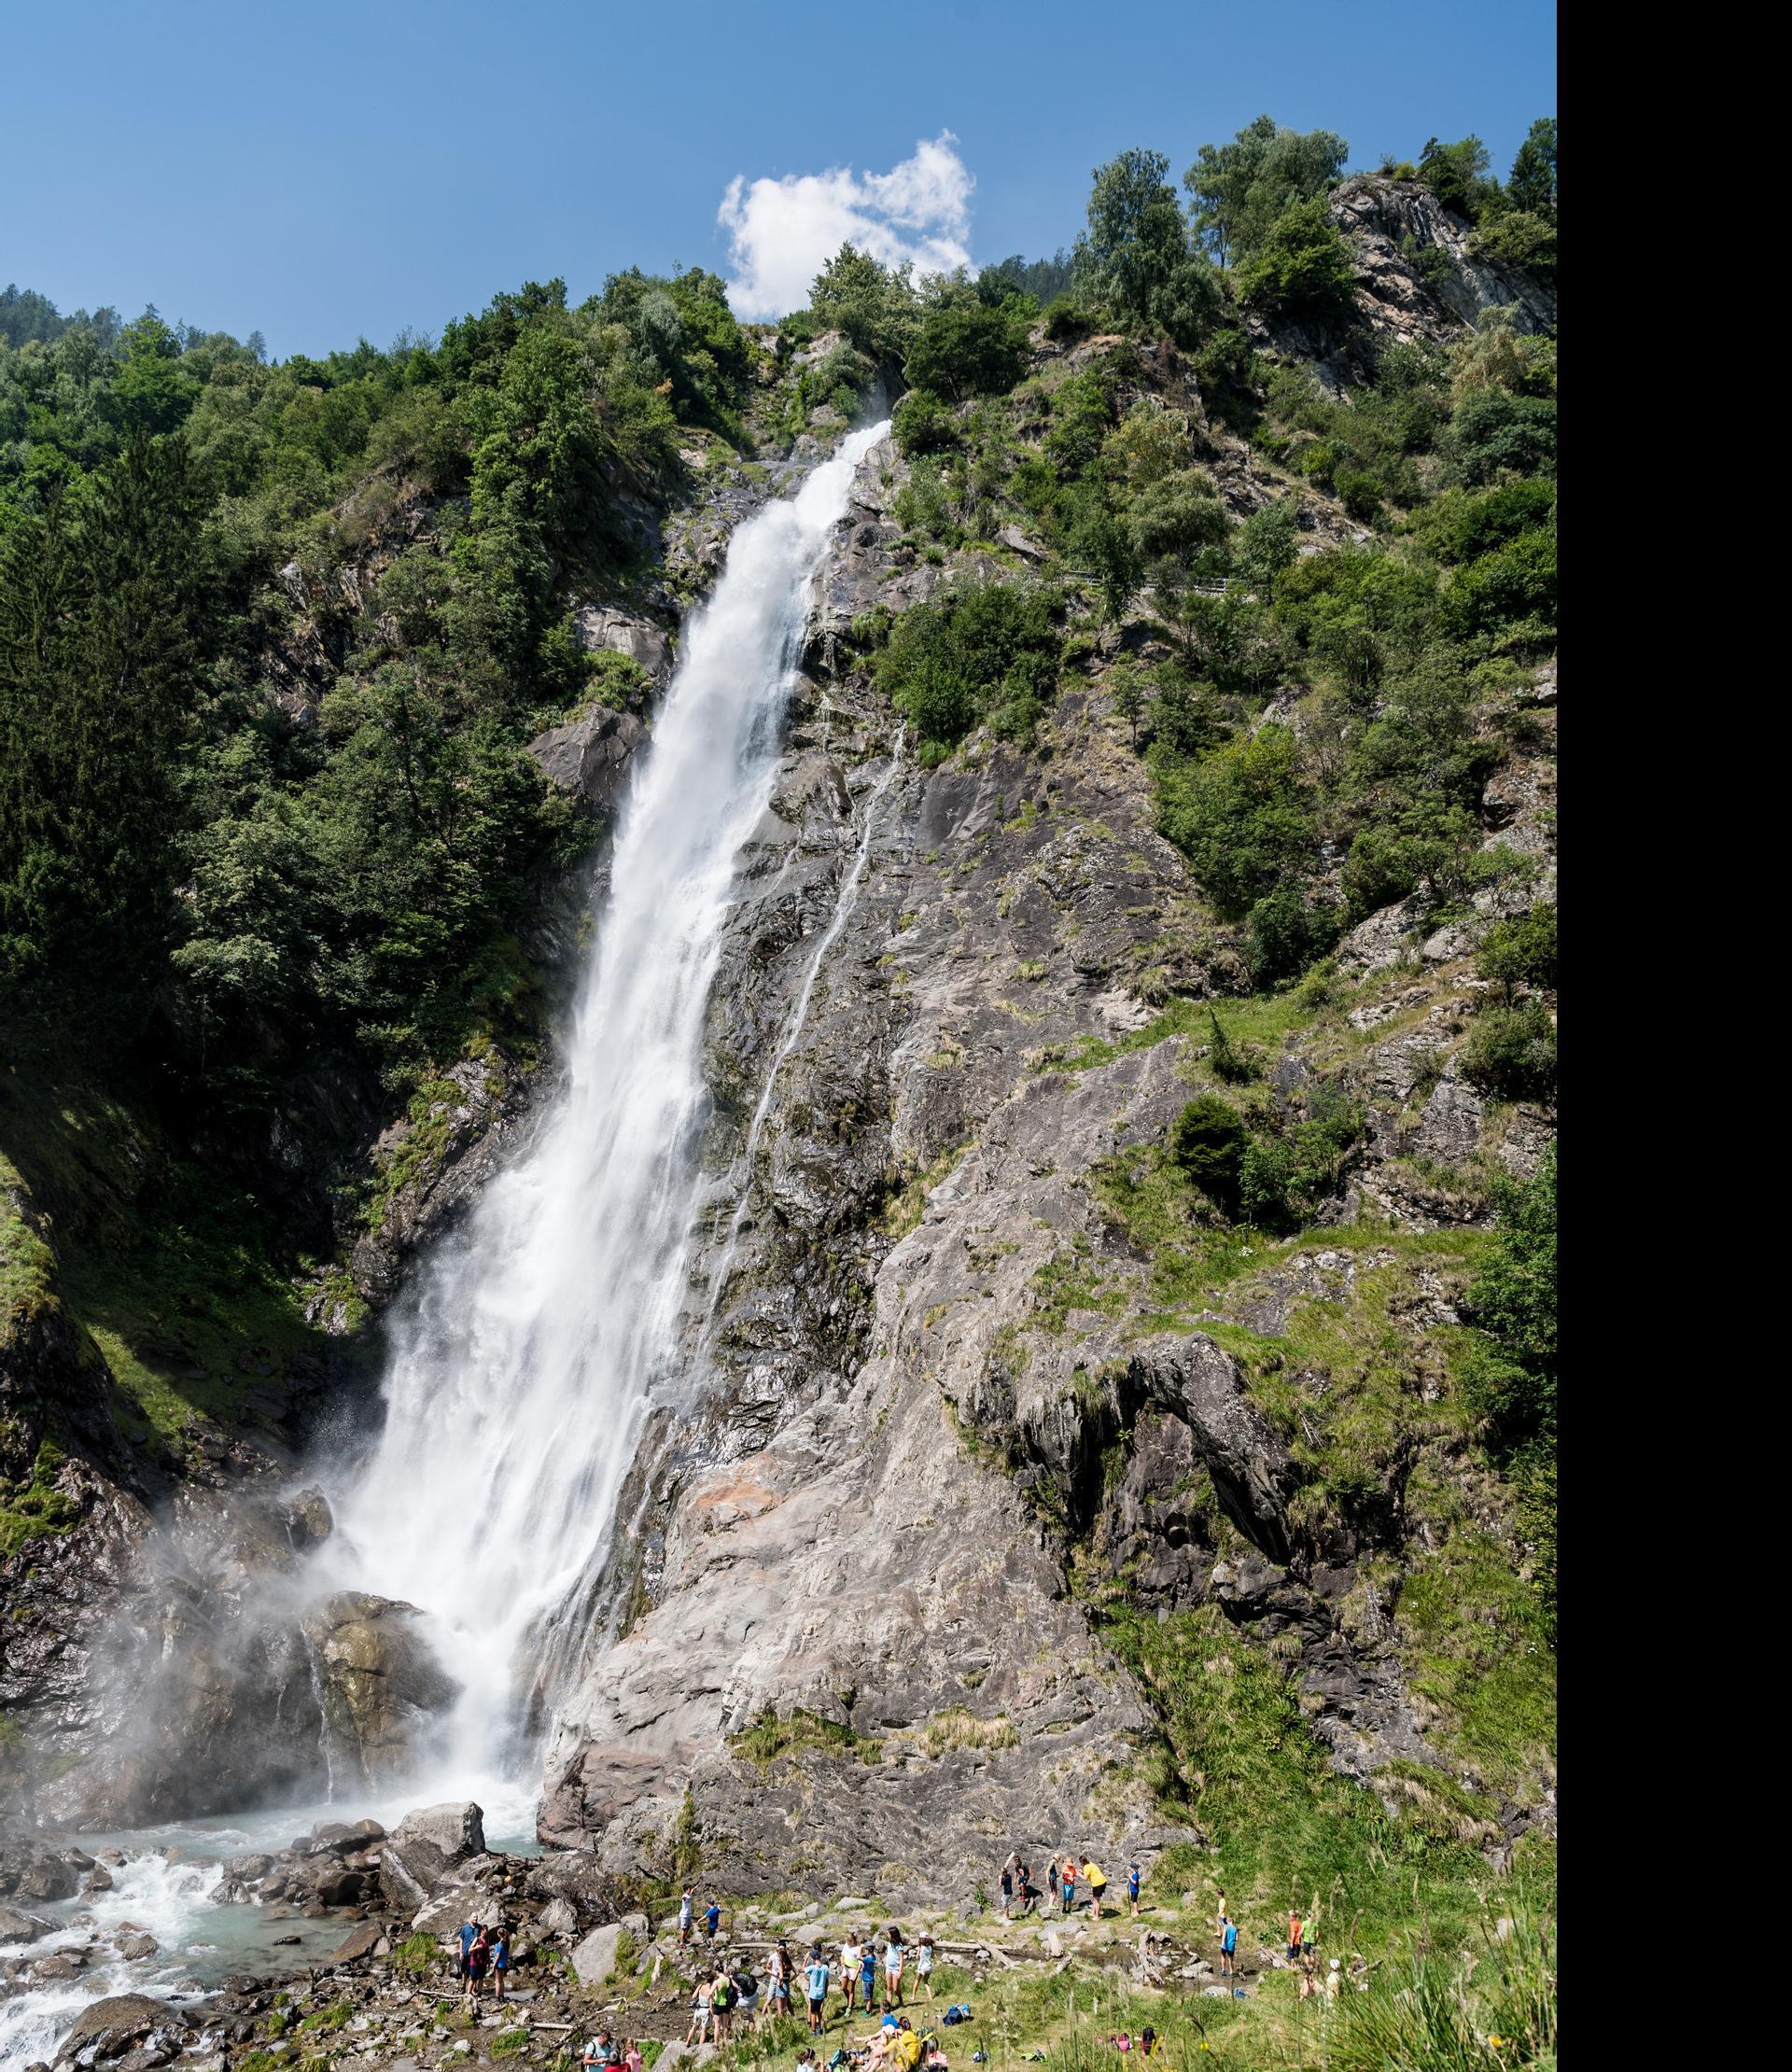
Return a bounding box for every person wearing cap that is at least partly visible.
[1324,1957,1342,2005]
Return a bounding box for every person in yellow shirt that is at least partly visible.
[1082,1860,1108,1921]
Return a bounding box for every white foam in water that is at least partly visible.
[319,422,892,1787]
[0,1854,233,2070]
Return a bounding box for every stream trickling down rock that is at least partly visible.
[0,422,890,2071]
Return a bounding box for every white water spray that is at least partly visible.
[322,423,890,1794]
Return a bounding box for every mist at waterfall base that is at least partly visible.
[311,418,894,1814]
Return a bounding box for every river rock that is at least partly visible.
[53,1994,188,2063]
[0,1901,55,1940]
[536,1897,578,1938]
[380,1801,486,1912]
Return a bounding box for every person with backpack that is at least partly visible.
[581,2032,612,2070]
[1126,1862,1142,1918]
[915,1934,935,2002]
[731,1957,759,2026]
[805,1943,832,2035]
[1218,1916,1238,1981]
[1082,1859,1107,1921]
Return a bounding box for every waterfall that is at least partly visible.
[322,422,890,1793]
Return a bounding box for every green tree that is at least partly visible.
[1183,116,1350,268]
[0,431,209,1023]
[1169,1094,1247,1213]
[1418,135,1493,221]
[810,245,917,361]
[1073,149,1223,344]
[903,301,1027,402]
[1235,198,1358,321]
[1506,119,1558,222]
[1155,723,1313,917]
[1477,902,1557,999]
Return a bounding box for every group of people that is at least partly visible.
[994,1848,1143,1923]
[996,1853,1140,1922]
[580,2034,647,2071]
[455,1915,512,2001]
[681,1921,940,2048]
[1212,1898,1340,2002]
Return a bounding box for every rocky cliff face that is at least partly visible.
[533,425,1557,1897]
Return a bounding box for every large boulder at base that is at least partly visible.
[303,1593,457,1788]
[379,1801,484,1912]
[54,1994,189,2063]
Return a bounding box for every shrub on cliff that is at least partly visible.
[874,580,1062,762]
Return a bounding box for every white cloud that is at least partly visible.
[718,132,974,320]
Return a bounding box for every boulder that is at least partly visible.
[328,1920,385,1965]
[303,1595,457,1789]
[526,707,650,815]
[537,1897,578,1939]
[53,1995,188,2064]
[0,1901,54,1940]
[521,1851,618,1925]
[394,1802,486,1860]
[573,604,673,683]
[381,1801,485,1912]
[569,1921,627,1986]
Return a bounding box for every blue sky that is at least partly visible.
[6,0,1555,357]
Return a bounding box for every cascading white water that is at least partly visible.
[320,421,890,1796]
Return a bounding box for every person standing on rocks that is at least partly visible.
[999,1851,1018,1918]
[842,1930,863,2013]
[458,1913,482,1994]
[466,1924,491,2001]
[1127,1862,1142,1918]
[1218,1915,1238,1981]
[1083,1859,1108,1920]
[679,1887,695,1947]
[705,1897,721,1945]
[763,1940,791,2029]
[1059,1861,1076,1915]
[685,1980,712,2047]
[883,1925,907,2009]
[710,1960,735,2043]
[491,1924,511,2001]
[805,1942,832,2035]
[1015,1855,1035,1916]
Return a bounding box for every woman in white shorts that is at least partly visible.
[884,1926,906,2009]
